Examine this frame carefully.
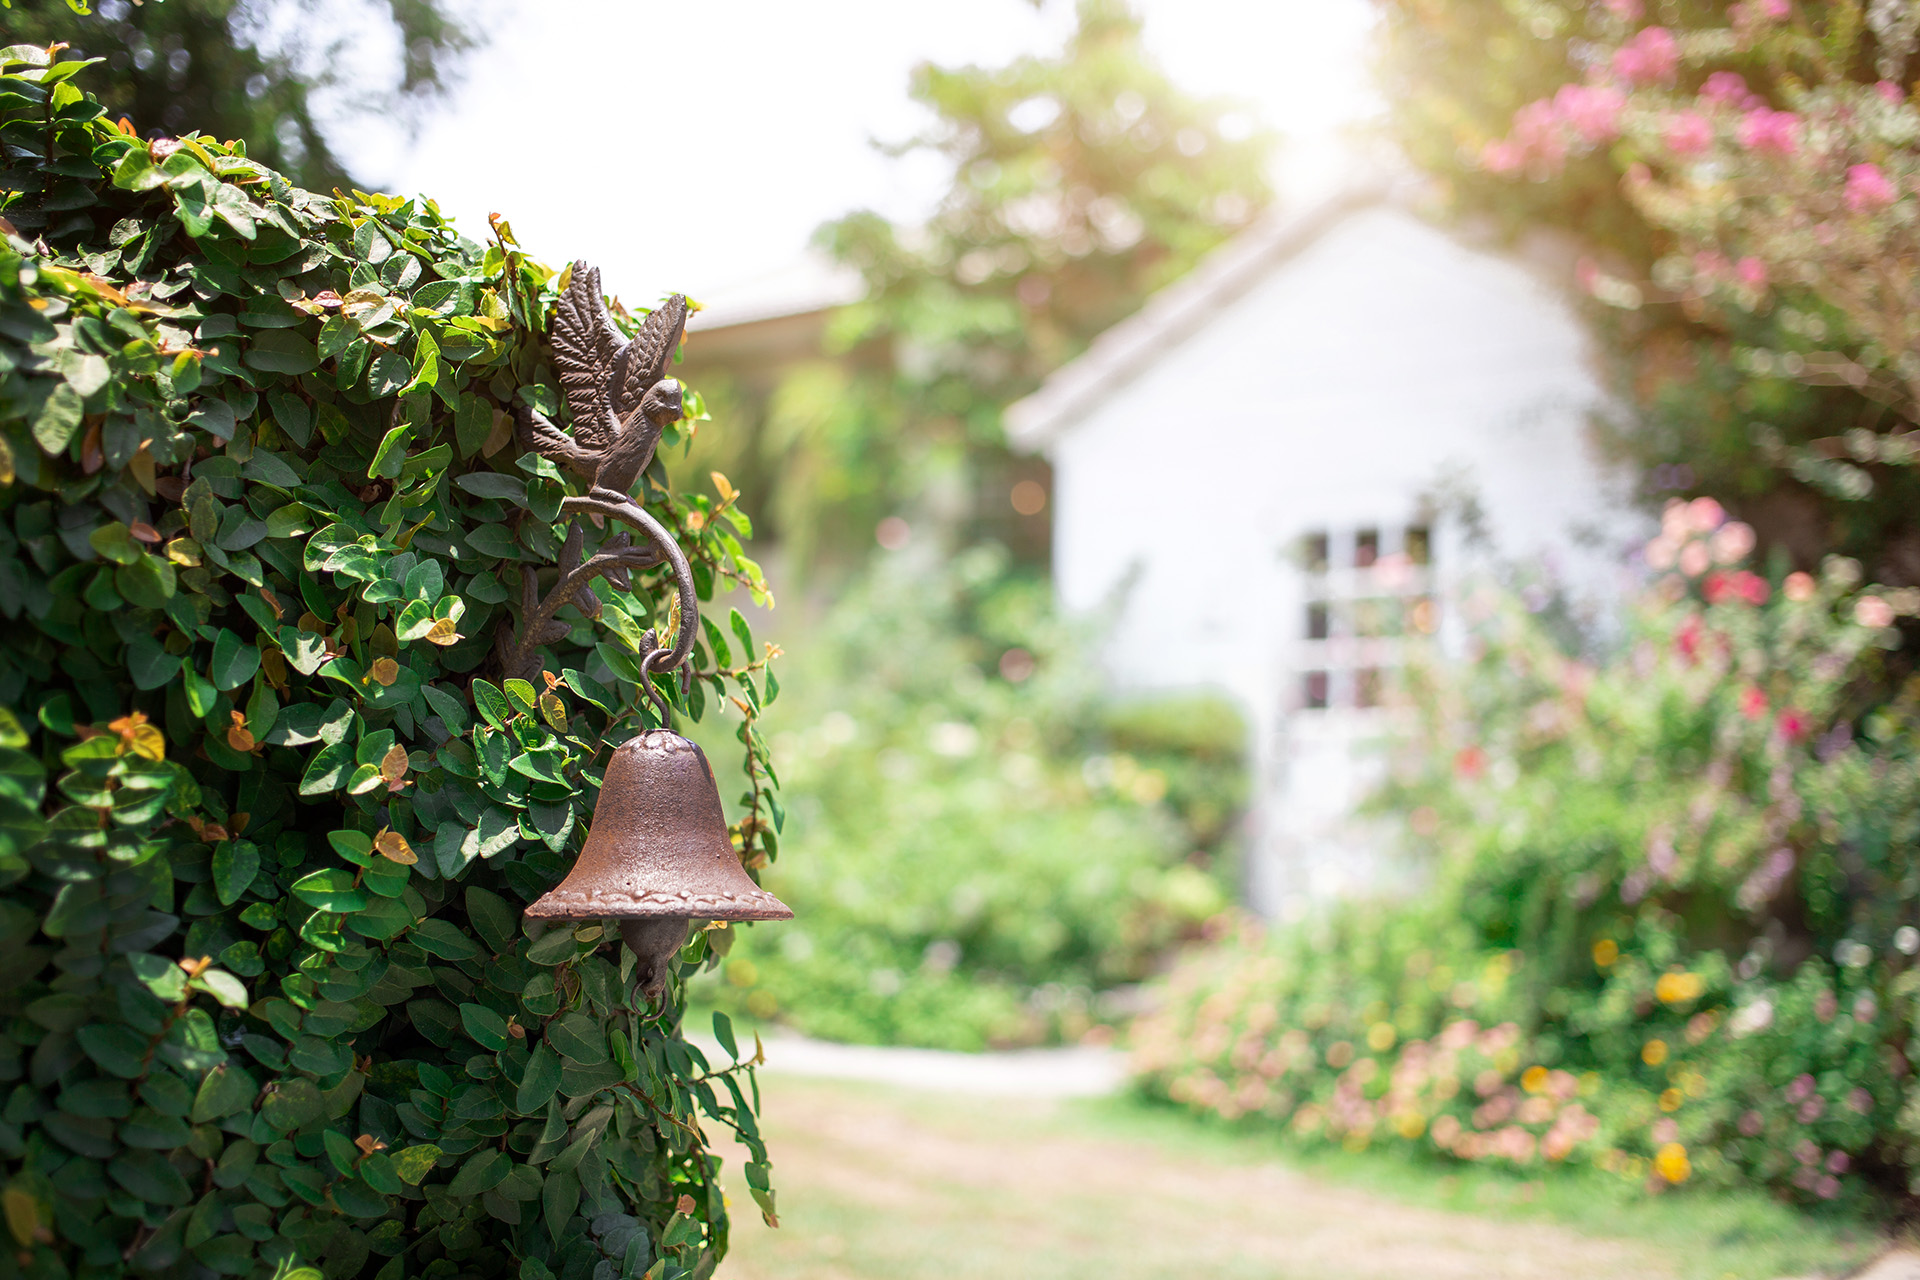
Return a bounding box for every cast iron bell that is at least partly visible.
[525,728,791,998]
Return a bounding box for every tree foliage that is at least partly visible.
[0,44,783,1279]
[690,0,1272,570]
[0,0,474,190]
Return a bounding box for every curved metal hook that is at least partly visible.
[498,490,701,715]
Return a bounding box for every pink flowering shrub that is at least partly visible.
[1134,506,1920,1202]
[1474,10,1920,443]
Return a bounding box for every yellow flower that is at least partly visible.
[1521,1065,1550,1094]
[1395,1112,1426,1140]
[1367,1022,1397,1052]
[1592,938,1619,967]
[1659,1088,1683,1112]
[1654,1142,1691,1184]
[1655,971,1706,1004]
[1642,1039,1669,1067]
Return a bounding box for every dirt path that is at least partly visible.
[713,1075,1684,1280]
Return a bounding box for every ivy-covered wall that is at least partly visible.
[1,41,786,1280]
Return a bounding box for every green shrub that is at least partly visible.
[0,46,788,1279]
[1135,500,1920,1206]
[697,544,1244,1050]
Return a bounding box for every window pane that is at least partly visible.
[1406,525,1432,565]
[1302,531,1329,573]
[1306,601,1329,640]
[1355,667,1382,708]
[1355,528,1379,568]
[1304,670,1330,709]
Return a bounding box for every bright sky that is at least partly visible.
[356,0,1379,306]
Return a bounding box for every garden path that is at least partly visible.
[698,1036,1727,1280]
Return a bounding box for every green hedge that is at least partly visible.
[0,44,787,1279]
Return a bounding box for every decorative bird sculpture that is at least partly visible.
[517,261,690,499]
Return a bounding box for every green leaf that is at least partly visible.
[410,918,480,960]
[368,421,411,480]
[34,381,84,453]
[459,1002,509,1051]
[90,522,143,565]
[447,1148,507,1198]
[126,635,183,690]
[300,739,352,795]
[242,328,318,375]
[117,554,177,608]
[290,867,367,913]
[503,678,537,715]
[464,886,517,954]
[110,1150,192,1205]
[190,1061,257,1123]
[542,1168,580,1242]
[210,629,260,691]
[393,1144,441,1185]
[211,840,259,905]
[544,1012,606,1066]
[525,928,579,966]
[421,683,468,734]
[515,1045,562,1115]
[470,679,512,728]
[729,608,754,660]
[74,1023,149,1078]
[712,1011,739,1060]
[323,1128,359,1176]
[454,472,526,502]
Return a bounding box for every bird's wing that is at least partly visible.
[549,261,624,452]
[608,294,689,421]
[515,407,598,476]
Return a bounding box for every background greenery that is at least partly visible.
[0,44,782,1280]
[1135,511,1920,1206]
[698,544,1244,1050]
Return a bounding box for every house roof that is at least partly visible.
[1003,181,1391,451]
[685,251,864,333]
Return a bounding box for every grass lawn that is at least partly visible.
[710,1072,1889,1280]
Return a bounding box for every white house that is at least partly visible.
[1004,183,1643,919]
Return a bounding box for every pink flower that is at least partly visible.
[1511,99,1568,170]
[1760,0,1789,16]
[1481,139,1525,174]
[1666,111,1714,154]
[1778,708,1811,742]
[1738,108,1800,155]
[1555,84,1627,143]
[1878,80,1905,104]
[1741,687,1769,719]
[1612,27,1679,85]
[1856,595,1896,627]
[1702,71,1756,108]
[1687,496,1726,533]
[1735,256,1768,289]
[1605,0,1643,18]
[1846,163,1896,211]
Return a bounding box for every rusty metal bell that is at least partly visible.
[525,728,790,996]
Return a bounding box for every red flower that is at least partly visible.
[1675,616,1704,661]
[1741,687,1769,719]
[1454,746,1487,780]
[1778,708,1811,742]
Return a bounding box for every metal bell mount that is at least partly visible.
[505,262,791,997]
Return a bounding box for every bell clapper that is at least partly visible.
[620,915,692,1002]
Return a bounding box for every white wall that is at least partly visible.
[1043,205,1642,916]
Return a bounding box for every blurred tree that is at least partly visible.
[683,0,1272,573]
[1373,0,1920,586]
[0,0,473,190]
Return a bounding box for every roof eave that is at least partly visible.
[1004,183,1389,453]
